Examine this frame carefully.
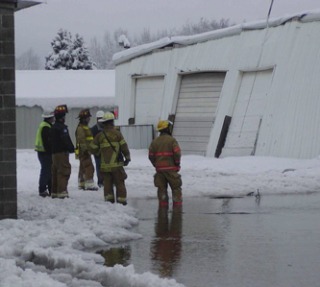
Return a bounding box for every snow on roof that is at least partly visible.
[113,10,320,65]
[16,70,115,110]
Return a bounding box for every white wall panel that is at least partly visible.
[134,76,164,131]
[221,69,273,157]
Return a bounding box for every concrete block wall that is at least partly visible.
[0,4,17,219]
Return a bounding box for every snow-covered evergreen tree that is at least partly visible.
[45,29,95,70]
[45,29,73,70]
[71,34,95,70]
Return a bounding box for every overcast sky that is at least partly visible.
[15,0,320,63]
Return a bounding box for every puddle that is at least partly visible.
[98,194,320,287]
[97,246,131,267]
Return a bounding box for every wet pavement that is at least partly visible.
[99,193,320,287]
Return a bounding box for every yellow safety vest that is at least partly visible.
[35,121,51,152]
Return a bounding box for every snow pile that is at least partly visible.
[1,149,320,286]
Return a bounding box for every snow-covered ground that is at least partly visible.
[1,149,320,287]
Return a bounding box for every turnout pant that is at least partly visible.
[103,167,127,204]
[52,152,71,197]
[78,153,95,184]
[154,171,182,204]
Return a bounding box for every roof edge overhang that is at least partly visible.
[0,0,41,11]
[16,0,41,11]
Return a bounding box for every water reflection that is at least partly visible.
[150,206,183,277]
[98,245,131,267]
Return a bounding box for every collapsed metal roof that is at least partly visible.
[113,10,320,65]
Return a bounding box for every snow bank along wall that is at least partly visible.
[114,11,320,159]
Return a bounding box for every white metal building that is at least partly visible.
[16,70,115,148]
[113,10,320,159]
[15,70,153,150]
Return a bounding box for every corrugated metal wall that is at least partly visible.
[16,107,153,150]
[16,106,42,149]
[119,125,153,149]
[16,107,113,149]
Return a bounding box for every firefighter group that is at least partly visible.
[35,104,183,207]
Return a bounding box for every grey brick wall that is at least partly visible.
[0,4,17,219]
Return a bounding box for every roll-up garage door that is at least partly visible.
[135,76,164,130]
[172,72,226,155]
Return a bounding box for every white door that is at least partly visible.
[135,76,164,130]
[173,72,226,155]
[221,69,273,157]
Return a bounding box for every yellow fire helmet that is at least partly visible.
[98,112,115,123]
[157,120,173,131]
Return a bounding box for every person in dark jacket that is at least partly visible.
[149,120,182,207]
[50,104,75,199]
[35,111,55,197]
[90,110,104,187]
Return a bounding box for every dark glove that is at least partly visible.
[124,159,131,166]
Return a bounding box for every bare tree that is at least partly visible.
[88,17,232,69]
[180,17,231,36]
[89,37,107,69]
[104,31,117,69]
[16,48,41,70]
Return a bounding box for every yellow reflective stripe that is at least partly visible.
[100,142,111,148]
[51,192,69,198]
[119,139,126,145]
[105,194,115,200]
[86,136,93,140]
[103,162,122,168]
[117,197,127,203]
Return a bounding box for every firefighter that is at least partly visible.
[148,120,182,206]
[50,104,75,199]
[90,112,131,205]
[75,108,98,191]
[34,110,55,197]
[90,110,104,187]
